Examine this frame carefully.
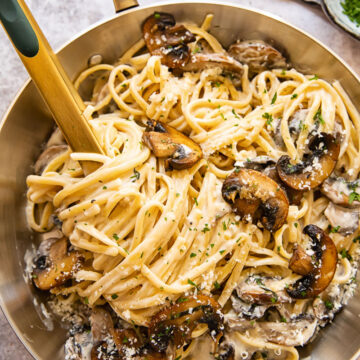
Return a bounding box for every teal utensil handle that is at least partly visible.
[0,0,39,57]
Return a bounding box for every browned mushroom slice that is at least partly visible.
[321,176,360,208]
[226,316,318,347]
[235,275,292,305]
[289,244,314,275]
[277,133,340,191]
[287,224,337,299]
[142,12,195,68]
[34,144,68,174]
[148,294,224,353]
[181,53,244,76]
[32,237,83,290]
[228,40,288,75]
[222,169,289,232]
[142,120,202,170]
[237,156,304,206]
[324,202,359,236]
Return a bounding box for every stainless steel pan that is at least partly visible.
[0,1,359,359]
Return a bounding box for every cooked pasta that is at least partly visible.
[26,13,360,360]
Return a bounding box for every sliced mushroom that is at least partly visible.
[231,295,270,320]
[226,316,318,347]
[228,40,288,76]
[148,294,224,353]
[289,244,314,275]
[288,109,309,142]
[222,168,289,232]
[32,237,83,290]
[142,12,195,68]
[324,202,359,236]
[236,157,304,206]
[235,275,292,305]
[321,176,360,208]
[65,331,93,360]
[277,132,340,190]
[142,120,202,170]
[181,53,244,76]
[90,308,114,343]
[287,224,337,299]
[235,156,276,172]
[34,144,68,174]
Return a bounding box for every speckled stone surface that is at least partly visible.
[0,0,359,359]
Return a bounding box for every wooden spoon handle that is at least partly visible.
[0,0,104,173]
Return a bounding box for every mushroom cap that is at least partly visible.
[321,176,360,208]
[32,237,83,291]
[142,12,195,69]
[222,168,289,232]
[286,224,338,299]
[181,52,244,76]
[235,275,292,306]
[148,294,224,353]
[237,157,304,205]
[228,40,288,76]
[277,132,340,190]
[142,120,202,170]
[289,244,314,275]
[324,202,359,235]
[226,316,318,347]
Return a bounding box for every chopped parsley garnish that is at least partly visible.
[154,12,161,19]
[130,168,140,182]
[340,249,352,261]
[212,81,221,88]
[220,112,226,121]
[330,225,341,233]
[310,74,319,80]
[102,185,107,190]
[84,297,89,304]
[122,336,128,343]
[201,223,210,233]
[262,112,274,126]
[187,279,199,289]
[291,93,298,99]
[176,297,188,304]
[353,236,360,243]
[349,191,360,204]
[222,221,227,231]
[271,92,277,105]
[294,222,298,228]
[280,316,287,323]
[111,294,118,299]
[176,193,180,197]
[219,250,225,255]
[193,46,201,54]
[175,356,182,360]
[324,300,333,310]
[313,108,325,125]
[190,252,197,258]
[232,109,240,119]
[113,233,119,241]
[194,197,198,206]
[281,69,286,75]
[214,281,221,289]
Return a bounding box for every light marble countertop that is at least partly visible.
[0,0,359,359]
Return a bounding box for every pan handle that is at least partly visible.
[113,0,139,13]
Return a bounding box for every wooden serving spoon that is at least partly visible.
[0,0,105,174]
